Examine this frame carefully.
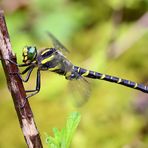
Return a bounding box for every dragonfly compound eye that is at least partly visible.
[22,46,37,63]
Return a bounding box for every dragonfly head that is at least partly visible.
[22,46,37,64]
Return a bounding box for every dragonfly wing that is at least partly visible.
[68,75,91,107]
[47,32,69,54]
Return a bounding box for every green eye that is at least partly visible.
[28,47,37,60]
[22,46,37,63]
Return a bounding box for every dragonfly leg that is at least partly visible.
[20,66,34,82]
[9,65,34,82]
[5,58,30,67]
[26,69,41,97]
[20,69,41,108]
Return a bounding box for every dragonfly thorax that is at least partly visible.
[22,46,37,64]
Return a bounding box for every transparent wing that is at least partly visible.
[47,31,69,54]
[46,32,91,106]
[68,75,91,107]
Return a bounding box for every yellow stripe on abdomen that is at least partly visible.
[117,78,122,83]
[82,70,89,76]
[134,83,138,88]
[100,74,105,79]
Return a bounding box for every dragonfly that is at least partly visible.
[8,32,148,101]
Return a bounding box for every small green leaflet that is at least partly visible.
[46,112,81,148]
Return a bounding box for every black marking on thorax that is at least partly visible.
[41,48,56,58]
[37,48,57,69]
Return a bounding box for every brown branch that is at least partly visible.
[0,10,43,148]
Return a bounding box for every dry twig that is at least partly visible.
[0,10,43,148]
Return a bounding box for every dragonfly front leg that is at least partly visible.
[5,58,31,67]
[20,66,34,82]
[5,58,35,82]
[8,65,34,83]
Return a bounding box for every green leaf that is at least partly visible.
[46,112,81,148]
[65,112,81,147]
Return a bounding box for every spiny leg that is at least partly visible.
[7,60,35,82]
[20,66,34,82]
[25,69,41,97]
[5,58,31,67]
[21,69,41,108]
[5,58,33,79]
[8,59,40,97]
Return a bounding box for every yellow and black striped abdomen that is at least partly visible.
[73,66,148,93]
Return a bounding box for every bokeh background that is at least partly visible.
[0,0,148,147]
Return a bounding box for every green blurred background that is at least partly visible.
[0,0,148,147]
